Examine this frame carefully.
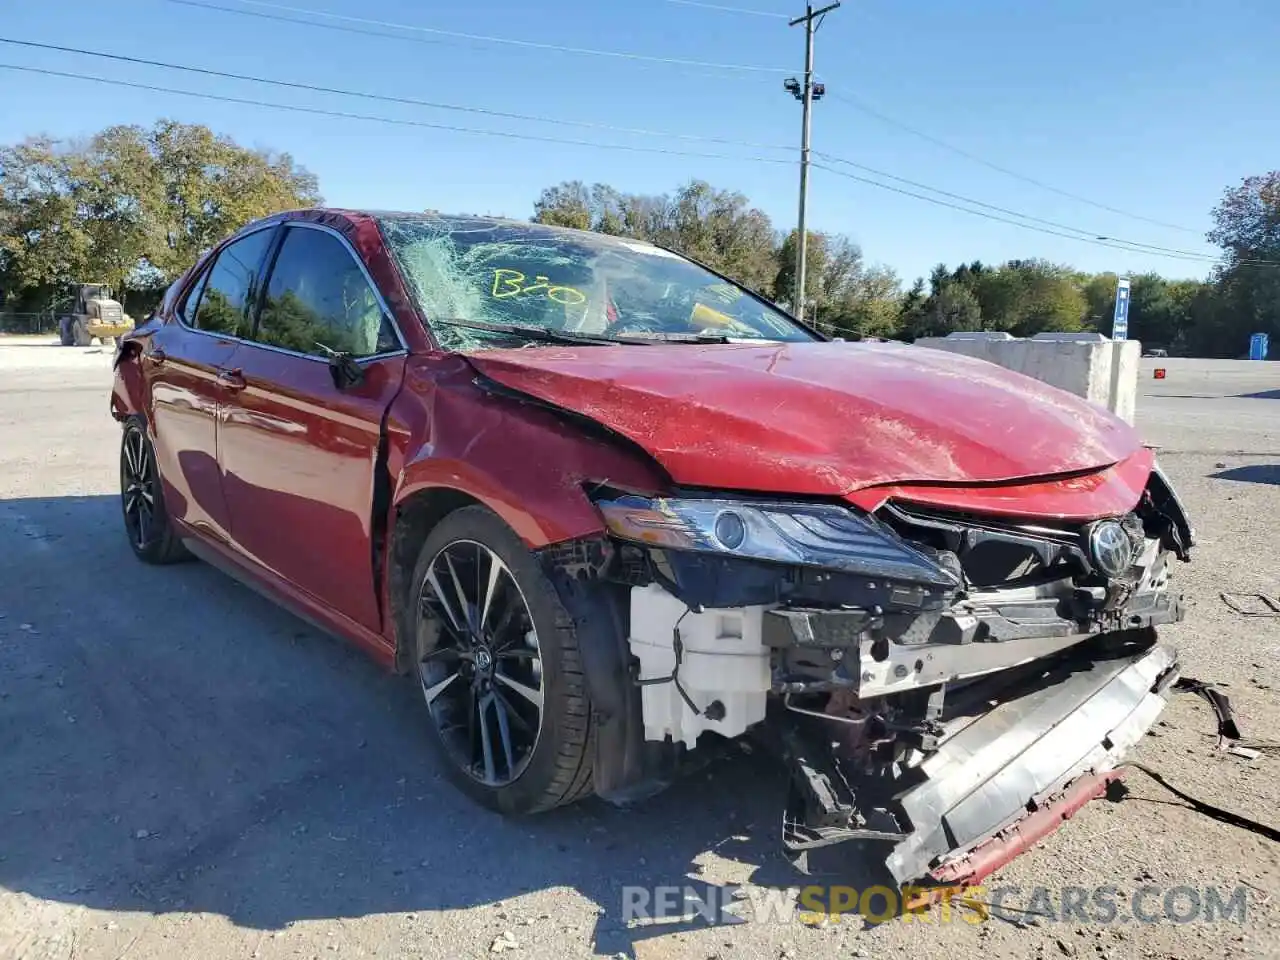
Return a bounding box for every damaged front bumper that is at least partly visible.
[543,466,1193,886]
[617,573,1183,886]
[887,638,1178,886]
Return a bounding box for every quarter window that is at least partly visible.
[255,227,398,358]
[178,269,208,327]
[193,228,274,337]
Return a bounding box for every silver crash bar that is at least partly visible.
[886,642,1179,885]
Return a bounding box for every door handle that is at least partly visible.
[217,368,247,392]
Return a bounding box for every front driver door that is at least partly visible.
[146,226,276,543]
[216,222,408,633]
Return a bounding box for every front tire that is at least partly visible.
[120,417,190,564]
[410,505,595,815]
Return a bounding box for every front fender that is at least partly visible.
[110,313,166,423]
[390,356,669,548]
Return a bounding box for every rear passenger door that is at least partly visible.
[216,222,408,632]
[147,226,275,543]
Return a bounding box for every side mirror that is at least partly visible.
[329,352,365,389]
[315,342,365,389]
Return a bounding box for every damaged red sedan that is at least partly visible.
[110,209,1195,888]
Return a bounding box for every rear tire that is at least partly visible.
[120,417,190,565]
[71,318,92,346]
[410,505,595,815]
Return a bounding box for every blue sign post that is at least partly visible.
[1249,332,1269,361]
[1111,276,1131,340]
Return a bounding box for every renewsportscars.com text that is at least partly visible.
[621,883,1251,927]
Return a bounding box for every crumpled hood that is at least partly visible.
[466,340,1142,496]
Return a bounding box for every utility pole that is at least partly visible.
[786,2,839,324]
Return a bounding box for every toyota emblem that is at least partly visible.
[1087,520,1135,578]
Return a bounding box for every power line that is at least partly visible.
[813,151,1243,263]
[655,0,790,17]
[0,62,794,166]
[812,162,1280,267]
[138,10,1224,261]
[3,50,1269,267]
[810,162,1206,261]
[167,0,793,74]
[0,37,792,152]
[0,40,1193,260]
[826,90,1202,236]
[168,1,1198,245]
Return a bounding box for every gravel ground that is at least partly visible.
[1,341,1278,960]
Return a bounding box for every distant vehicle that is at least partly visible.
[58,283,134,347]
[1143,348,1168,358]
[109,208,1196,889]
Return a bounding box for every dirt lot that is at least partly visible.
[1,342,1278,959]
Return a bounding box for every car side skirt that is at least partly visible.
[181,527,396,669]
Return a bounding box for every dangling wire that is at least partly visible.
[635,604,703,716]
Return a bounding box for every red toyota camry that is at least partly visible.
[110,208,1194,888]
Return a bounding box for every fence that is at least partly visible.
[0,311,57,335]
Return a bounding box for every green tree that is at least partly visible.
[1204,170,1280,356]
[530,178,781,296]
[523,171,1280,355]
[1121,273,1206,349]
[969,259,1086,335]
[774,229,829,313]
[146,119,319,274]
[0,137,93,290]
[900,264,982,338]
[0,119,320,308]
[531,180,592,230]
[840,265,903,338]
[805,235,902,338]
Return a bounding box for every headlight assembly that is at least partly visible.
[594,495,959,587]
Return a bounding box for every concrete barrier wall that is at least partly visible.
[912,332,1141,424]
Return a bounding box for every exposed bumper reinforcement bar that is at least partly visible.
[885,641,1179,886]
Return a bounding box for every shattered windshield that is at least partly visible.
[377,215,818,351]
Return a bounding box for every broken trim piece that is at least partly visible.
[924,768,1126,889]
[886,641,1179,886]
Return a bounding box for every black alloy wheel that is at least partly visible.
[119,417,189,564]
[418,538,544,787]
[121,424,156,552]
[410,506,595,814]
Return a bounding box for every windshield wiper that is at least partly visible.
[431,318,654,346]
[624,332,733,343]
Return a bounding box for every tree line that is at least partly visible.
[531,176,1279,357]
[0,119,319,320]
[2,119,1275,357]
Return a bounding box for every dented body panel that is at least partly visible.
[388,355,668,548]
[846,446,1157,521]
[464,340,1142,499]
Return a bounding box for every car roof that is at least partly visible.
[268,207,665,249]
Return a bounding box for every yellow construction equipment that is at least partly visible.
[58,283,134,346]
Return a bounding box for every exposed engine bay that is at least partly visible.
[539,463,1195,888]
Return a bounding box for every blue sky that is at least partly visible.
[2,0,1276,284]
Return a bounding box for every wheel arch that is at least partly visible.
[110,353,148,425]
[387,484,489,673]
[385,475,678,803]
[383,367,671,674]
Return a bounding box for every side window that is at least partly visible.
[255,227,399,358]
[194,229,274,337]
[178,268,209,327]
